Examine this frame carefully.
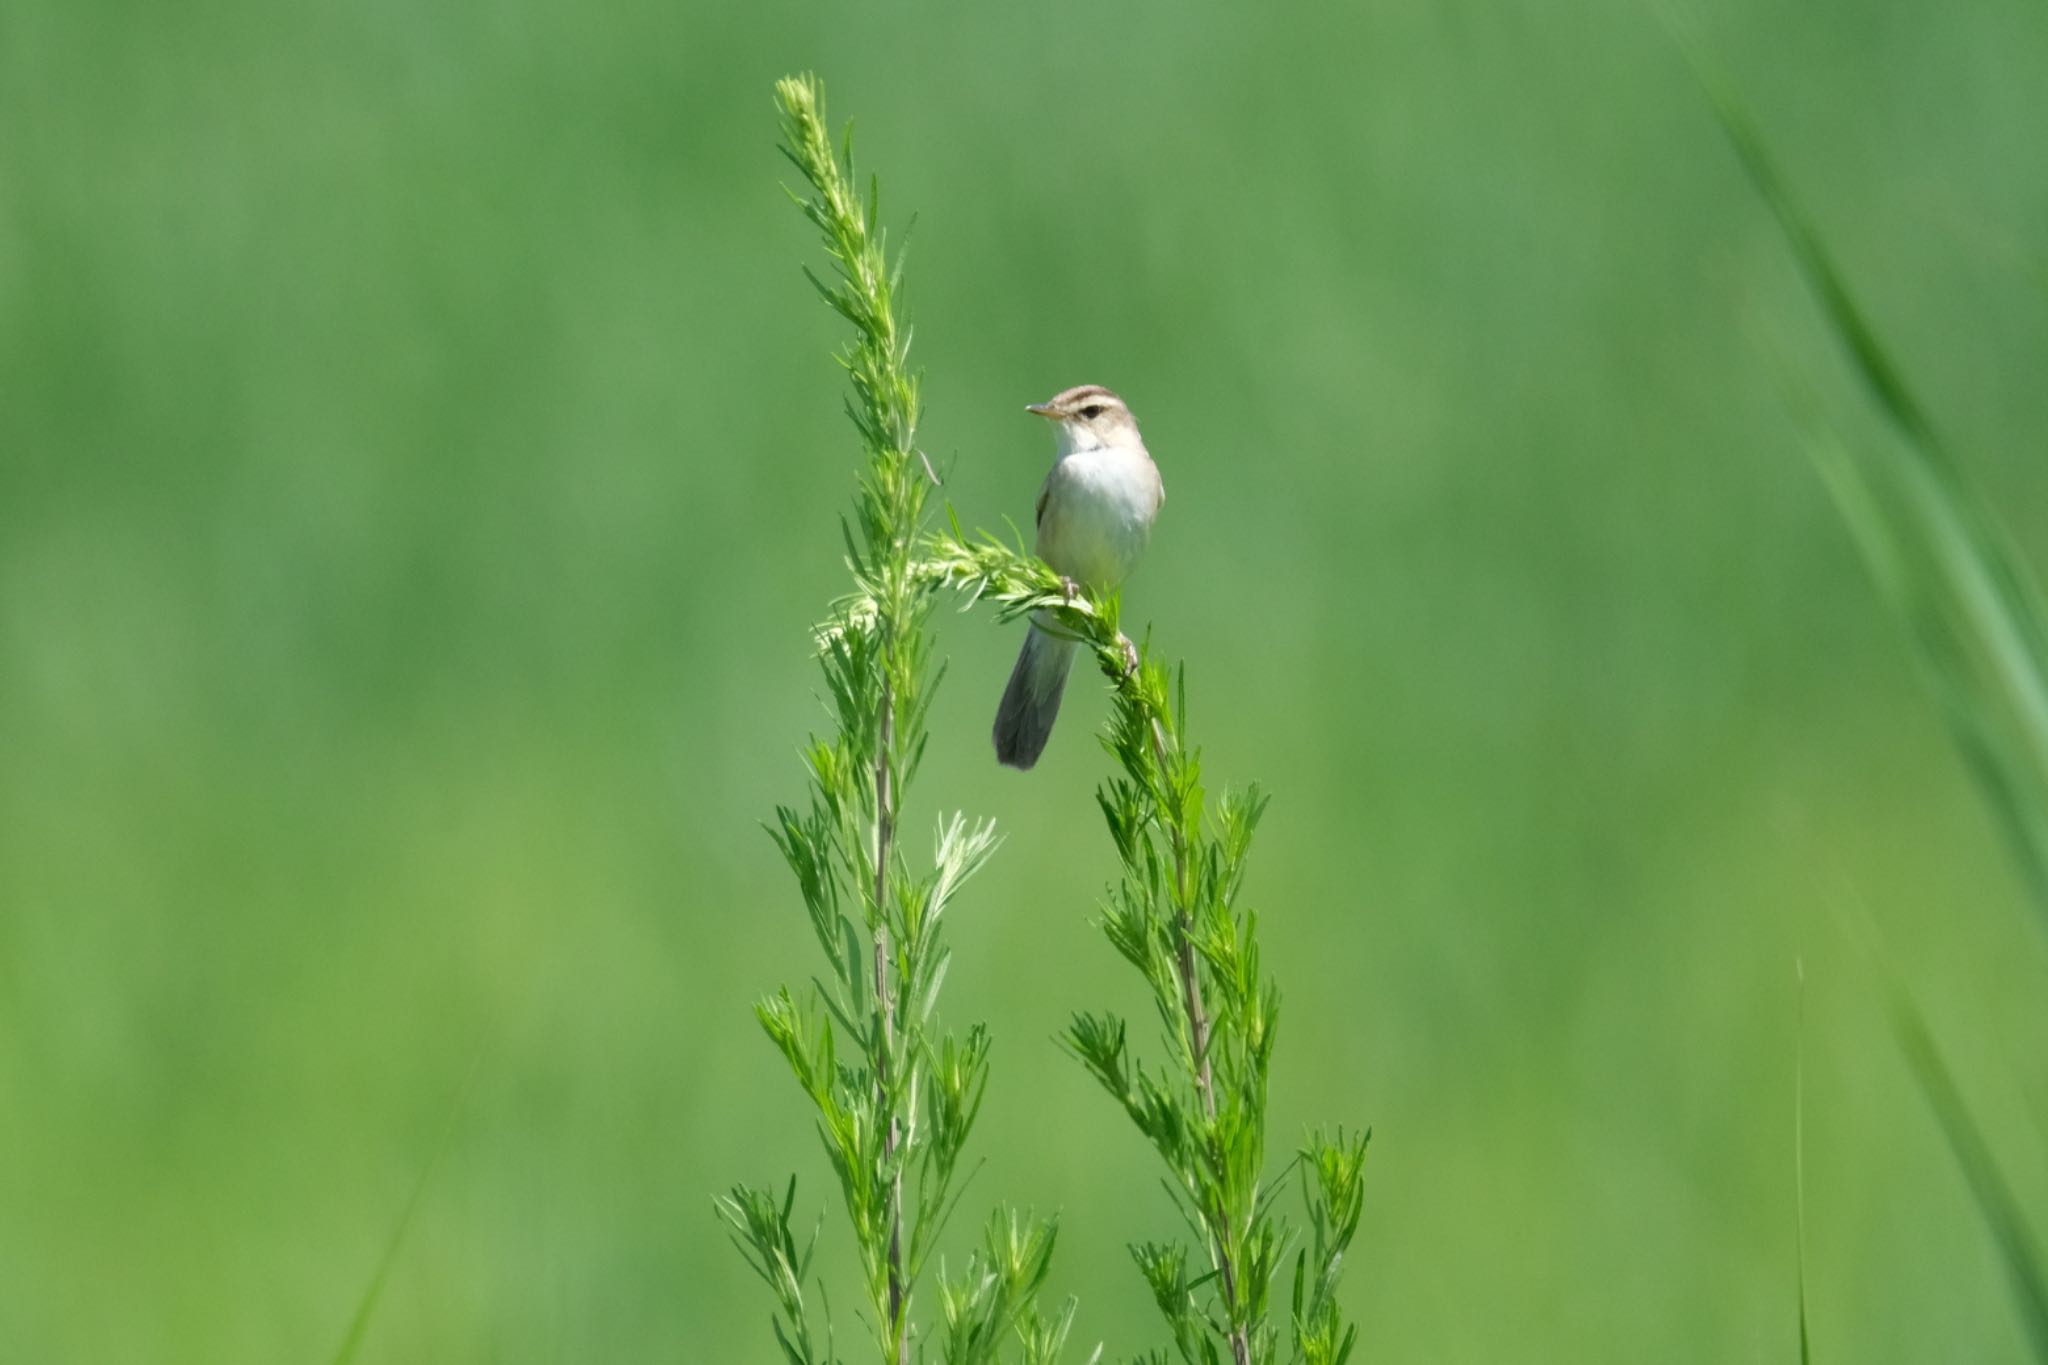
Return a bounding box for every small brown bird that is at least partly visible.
[993,385,1165,769]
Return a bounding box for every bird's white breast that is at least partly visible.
[1035,447,1164,592]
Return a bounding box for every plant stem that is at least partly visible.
[1149,719,1216,1106]
[748,77,1076,1365]
[1142,674,1250,1365]
[874,662,907,1364]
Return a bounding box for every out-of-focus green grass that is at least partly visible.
[3,1,2046,1361]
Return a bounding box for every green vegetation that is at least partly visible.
[736,78,1361,1362]
[927,531,1367,1365]
[2,3,2045,1363]
[1702,53,2048,928]
[719,75,1074,1365]
[1700,59,2048,1358]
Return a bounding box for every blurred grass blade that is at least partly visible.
[1693,50,2048,931]
[1694,43,2048,1360]
[1801,412,2048,913]
[327,1051,483,1365]
[1889,989,2048,1361]
[1795,959,1812,1365]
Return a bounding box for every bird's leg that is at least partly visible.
[1059,575,1081,602]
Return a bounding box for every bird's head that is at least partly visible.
[1026,385,1141,456]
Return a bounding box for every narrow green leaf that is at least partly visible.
[327,1050,483,1365]
[1891,989,2048,1361]
[1795,960,1812,1365]
[1692,39,2048,932]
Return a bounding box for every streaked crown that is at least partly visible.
[1025,384,1143,455]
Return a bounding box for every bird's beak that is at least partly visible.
[1024,403,1061,419]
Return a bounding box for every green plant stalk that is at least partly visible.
[723,75,1075,1365]
[921,530,1367,1365]
[1688,43,2048,1361]
[1145,680,1252,1365]
[1691,38,2048,931]
[1794,961,1811,1365]
[1891,989,2048,1362]
[328,1051,483,1365]
[785,69,924,1359]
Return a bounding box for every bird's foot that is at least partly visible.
[1059,575,1081,602]
[1120,635,1140,676]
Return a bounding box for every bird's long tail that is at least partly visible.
[992,624,1076,770]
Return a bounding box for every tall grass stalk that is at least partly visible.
[1697,57,2048,928]
[1693,51,2048,1361]
[719,75,1078,1365]
[1794,960,1811,1365]
[1890,984,2048,1360]
[328,1051,482,1365]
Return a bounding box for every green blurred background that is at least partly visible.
[5,0,2047,1360]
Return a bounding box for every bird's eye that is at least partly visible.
[1080,404,1105,419]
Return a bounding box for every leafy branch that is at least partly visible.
[720,74,1073,1365]
[923,531,1370,1365]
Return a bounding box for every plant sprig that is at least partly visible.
[924,529,1369,1365]
[730,72,1362,1365]
[721,74,1073,1365]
